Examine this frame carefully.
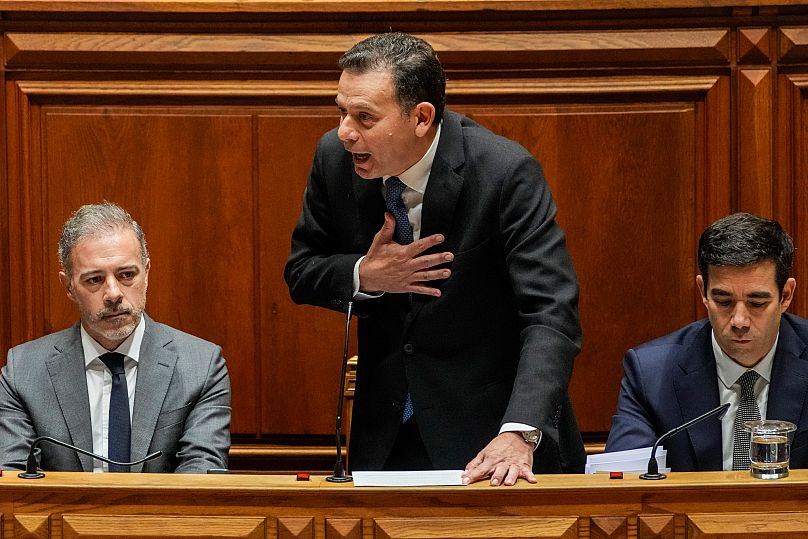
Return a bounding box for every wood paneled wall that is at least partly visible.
[1,1,807,465]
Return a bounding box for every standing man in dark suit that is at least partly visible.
[285,32,585,485]
[606,212,808,471]
[0,202,231,473]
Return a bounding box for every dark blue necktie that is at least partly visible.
[385,177,415,423]
[100,352,131,472]
[385,177,414,245]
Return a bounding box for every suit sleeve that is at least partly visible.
[498,154,582,445]
[0,349,38,470]
[604,348,659,452]
[173,346,231,473]
[284,136,363,314]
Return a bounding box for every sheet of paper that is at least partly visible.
[352,469,464,487]
[585,446,667,474]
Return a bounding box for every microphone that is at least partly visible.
[18,436,162,479]
[640,402,730,480]
[326,300,354,483]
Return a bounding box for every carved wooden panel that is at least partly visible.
[776,74,808,315]
[12,514,48,539]
[0,9,804,457]
[738,27,771,64]
[325,518,362,539]
[590,516,629,538]
[278,517,314,539]
[687,512,808,537]
[456,75,729,431]
[638,514,676,538]
[374,516,578,539]
[62,514,265,538]
[256,111,353,436]
[737,69,773,216]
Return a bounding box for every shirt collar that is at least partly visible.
[384,121,442,194]
[81,315,145,367]
[713,329,778,389]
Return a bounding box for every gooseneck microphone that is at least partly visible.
[326,300,354,483]
[640,402,730,480]
[18,436,162,479]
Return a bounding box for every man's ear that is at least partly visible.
[695,274,708,306]
[59,271,76,303]
[780,277,797,312]
[413,102,436,137]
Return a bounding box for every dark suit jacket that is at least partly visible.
[285,110,585,473]
[605,313,808,471]
[0,314,231,473]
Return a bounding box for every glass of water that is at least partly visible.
[743,420,797,479]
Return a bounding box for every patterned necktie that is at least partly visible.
[385,177,415,423]
[100,352,131,472]
[732,370,761,470]
[385,177,414,245]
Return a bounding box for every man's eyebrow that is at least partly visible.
[747,291,773,299]
[710,288,731,297]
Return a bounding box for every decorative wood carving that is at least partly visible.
[278,517,314,539]
[13,515,48,539]
[738,27,771,64]
[326,518,362,539]
[61,515,266,538]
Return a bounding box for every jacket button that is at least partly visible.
[403,343,414,355]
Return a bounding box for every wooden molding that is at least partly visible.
[0,0,804,14]
[5,30,730,70]
[779,27,808,63]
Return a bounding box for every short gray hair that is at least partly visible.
[58,202,148,277]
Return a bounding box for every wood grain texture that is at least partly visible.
[61,514,266,538]
[0,0,805,13]
[6,471,808,538]
[373,517,578,538]
[737,69,773,216]
[4,29,730,69]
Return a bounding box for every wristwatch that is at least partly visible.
[521,429,542,450]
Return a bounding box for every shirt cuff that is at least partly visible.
[352,256,384,300]
[500,422,542,451]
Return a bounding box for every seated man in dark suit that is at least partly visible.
[0,202,231,473]
[606,212,808,471]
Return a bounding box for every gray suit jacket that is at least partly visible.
[0,314,231,473]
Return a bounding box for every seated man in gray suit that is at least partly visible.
[0,202,231,473]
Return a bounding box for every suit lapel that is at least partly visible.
[130,316,176,472]
[408,113,466,321]
[45,323,93,471]
[766,317,808,424]
[420,112,465,249]
[673,322,724,471]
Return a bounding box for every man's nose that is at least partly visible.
[103,276,123,303]
[730,303,751,329]
[337,116,358,142]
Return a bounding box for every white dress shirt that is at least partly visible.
[81,316,144,472]
[712,330,776,470]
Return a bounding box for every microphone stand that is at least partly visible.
[640,402,730,480]
[19,436,162,479]
[327,301,354,483]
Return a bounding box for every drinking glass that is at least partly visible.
[743,420,797,479]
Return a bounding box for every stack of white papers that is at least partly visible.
[585,446,670,474]
[352,469,464,487]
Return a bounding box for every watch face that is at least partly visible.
[522,430,539,443]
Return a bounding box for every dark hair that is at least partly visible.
[338,32,446,123]
[698,212,794,296]
[59,201,148,278]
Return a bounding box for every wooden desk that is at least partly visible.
[2,469,808,538]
